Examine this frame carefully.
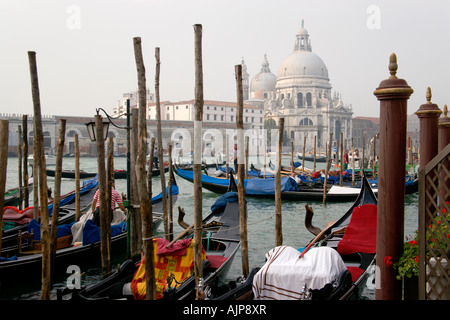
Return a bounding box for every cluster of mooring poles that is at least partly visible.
[2,26,448,302]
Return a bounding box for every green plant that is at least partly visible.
[394,209,449,280]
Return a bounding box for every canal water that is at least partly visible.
[0,156,419,300]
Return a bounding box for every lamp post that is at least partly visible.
[85,103,133,259]
[85,105,131,202]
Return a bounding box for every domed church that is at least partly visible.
[245,20,353,151]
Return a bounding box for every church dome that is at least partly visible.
[251,54,277,92]
[276,21,329,81]
[277,51,329,80]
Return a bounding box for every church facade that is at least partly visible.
[245,21,353,152]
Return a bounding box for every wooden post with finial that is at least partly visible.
[438,105,450,205]
[373,53,414,300]
[416,87,442,168]
[416,87,442,242]
[439,105,450,151]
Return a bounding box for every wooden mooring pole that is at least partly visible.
[235,64,249,277]
[18,125,23,210]
[74,133,81,222]
[373,53,414,300]
[50,119,66,274]
[0,120,9,255]
[275,117,284,246]
[95,114,109,278]
[155,47,169,240]
[193,24,204,291]
[133,36,156,299]
[22,115,29,208]
[28,51,51,300]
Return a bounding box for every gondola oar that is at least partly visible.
[299,220,336,258]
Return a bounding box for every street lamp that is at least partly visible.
[85,119,110,142]
[85,107,128,142]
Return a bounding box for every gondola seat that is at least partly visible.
[336,204,377,285]
[130,238,206,300]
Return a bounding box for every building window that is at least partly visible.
[186,105,188,109]
[207,114,210,120]
[166,114,170,120]
[306,93,312,107]
[207,106,210,110]
[299,118,313,126]
[231,115,234,122]
[214,115,217,121]
[221,115,224,121]
[176,106,179,110]
[297,93,304,107]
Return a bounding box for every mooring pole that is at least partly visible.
[235,64,249,277]
[373,53,414,300]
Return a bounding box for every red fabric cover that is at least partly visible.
[2,206,38,224]
[347,266,364,282]
[155,238,192,256]
[206,255,227,269]
[337,204,377,256]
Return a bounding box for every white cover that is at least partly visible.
[70,208,126,244]
[252,246,347,300]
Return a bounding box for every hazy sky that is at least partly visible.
[1,0,449,119]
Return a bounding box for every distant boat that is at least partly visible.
[27,154,56,167]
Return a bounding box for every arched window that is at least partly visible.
[299,118,313,126]
[306,93,312,107]
[297,93,303,107]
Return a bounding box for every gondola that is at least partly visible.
[1,177,99,249]
[4,184,33,207]
[211,175,377,300]
[174,165,378,202]
[253,175,377,300]
[63,173,240,301]
[297,153,327,163]
[46,166,168,179]
[0,174,179,287]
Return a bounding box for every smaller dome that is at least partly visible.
[251,54,277,92]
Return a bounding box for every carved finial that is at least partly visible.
[426,87,432,103]
[389,53,398,79]
[444,105,448,117]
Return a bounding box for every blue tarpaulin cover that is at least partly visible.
[210,191,240,213]
[245,176,297,195]
[27,219,75,241]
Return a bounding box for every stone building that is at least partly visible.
[246,21,353,152]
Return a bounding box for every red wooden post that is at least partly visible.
[373,53,414,300]
[416,87,442,222]
[438,105,450,204]
[438,105,450,151]
[416,87,442,167]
